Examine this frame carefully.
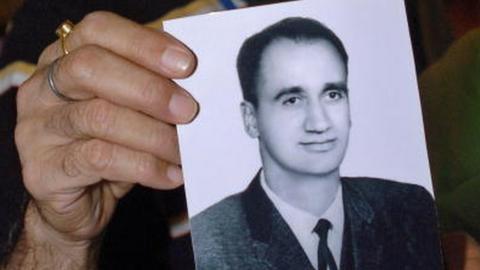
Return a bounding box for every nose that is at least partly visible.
[303,103,331,133]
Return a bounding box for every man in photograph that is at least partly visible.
[191,17,442,269]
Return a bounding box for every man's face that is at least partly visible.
[242,38,350,176]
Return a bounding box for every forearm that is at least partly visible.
[1,203,99,270]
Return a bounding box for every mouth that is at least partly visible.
[299,139,337,152]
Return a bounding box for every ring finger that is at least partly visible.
[35,44,197,124]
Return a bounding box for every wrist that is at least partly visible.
[3,202,100,270]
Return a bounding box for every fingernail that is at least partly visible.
[169,90,198,123]
[161,47,192,74]
[167,165,184,183]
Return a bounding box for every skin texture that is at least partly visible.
[3,8,479,269]
[5,11,198,269]
[443,233,480,270]
[250,38,349,176]
[241,38,349,216]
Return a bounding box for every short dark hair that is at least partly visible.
[236,17,349,107]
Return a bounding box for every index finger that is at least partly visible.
[39,11,196,78]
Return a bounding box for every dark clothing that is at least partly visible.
[0,0,194,269]
[0,0,442,268]
[191,175,443,269]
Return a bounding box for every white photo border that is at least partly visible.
[164,0,433,217]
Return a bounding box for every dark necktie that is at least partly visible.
[313,219,338,270]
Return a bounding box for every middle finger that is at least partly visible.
[44,98,181,165]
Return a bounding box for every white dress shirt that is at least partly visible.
[260,172,344,270]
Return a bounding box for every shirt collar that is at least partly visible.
[260,170,343,228]
[260,170,344,268]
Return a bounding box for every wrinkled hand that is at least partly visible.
[13,11,197,268]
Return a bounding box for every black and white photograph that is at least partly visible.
[164,0,443,269]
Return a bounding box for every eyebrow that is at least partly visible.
[273,82,349,101]
[273,86,304,101]
[324,82,348,94]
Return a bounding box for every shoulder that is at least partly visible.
[342,178,442,267]
[342,177,435,212]
[190,192,257,268]
[191,191,249,244]
[343,176,432,198]
[192,192,245,227]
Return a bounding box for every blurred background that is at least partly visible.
[1,0,479,235]
[1,0,479,224]
[0,0,24,53]
[1,0,478,72]
[0,0,478,267]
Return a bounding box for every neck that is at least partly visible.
[263,164,341,217]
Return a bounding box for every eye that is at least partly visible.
[325,90,345,101]
[282,96,302,106]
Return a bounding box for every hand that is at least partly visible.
[443,232,480,270]
[11,11,197,269]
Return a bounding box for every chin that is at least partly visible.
[288,161,340,177]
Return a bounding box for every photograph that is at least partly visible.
[164,0,443,269]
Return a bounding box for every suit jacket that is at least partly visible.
[191,174,443,270]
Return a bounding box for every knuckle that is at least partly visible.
[38,43,57,66]
[38,49,50,65]
[21,163,40,194]
[62,148,82,177]
[135,154,157,181]
[127,29,156,61]
[152,126,177,158]
[78,11,113,43]
[63,45,102,82]
[137,76,161,107]
[42,104,81,139]
[82,99,116,137]
[16,83,31,114]
[56,105,79,138]
[127,31,147,55]
[17,77,33,98]
[14,120,34,151]
[16,72,41,114]
[145,125,161,149]
[81,139,114,172]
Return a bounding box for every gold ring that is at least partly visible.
[55,20,75,55]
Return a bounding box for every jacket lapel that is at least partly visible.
[240,174,387,269]
[241,173,314,270]
[342,178,384,270]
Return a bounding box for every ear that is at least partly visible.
[240,101,259,138]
